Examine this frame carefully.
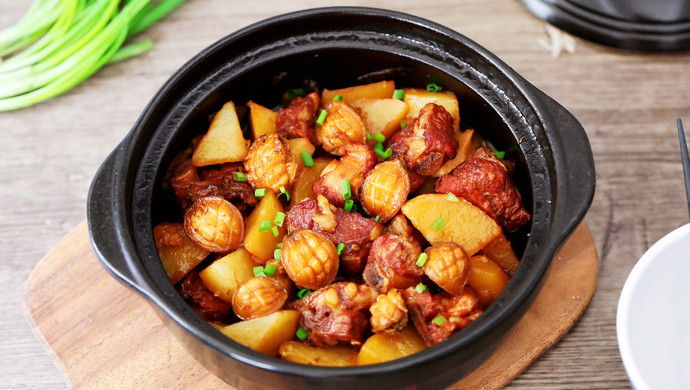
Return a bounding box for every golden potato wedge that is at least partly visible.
[349,98,408,140]
[153,222,210,284]
[468,254,510,308]
[191,101,250,166]
[290,157,333,207]
[214,310,299,356]
[400,194,501,255]
[248,100,278,140]
[403,88,460,132]
[481,232,520,276]
[321,80,396,105]
[279,341,358,367]
[356,325,426,365]
[243,190,286,262]
[433,129,474,177]
[198,248,258,303]
[286,137,316,162]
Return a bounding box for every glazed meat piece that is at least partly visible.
[276,91,320,142]
[312,143,377,207]
[403,287,483,346]
[170,161,257,210]
[389,103,458,176]
[285,197,383,275]
[177,269,232,322]
[434,147,530,232]
[363,234,423,293]
[295,282,378,346]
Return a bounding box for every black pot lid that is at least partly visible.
[518,0,690,52]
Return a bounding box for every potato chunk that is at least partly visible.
[192,101,250,166]
[279,341,358,367]
[356,325,426,365]
[321,80,395,105]
[433,129,474,177]
[248,100,278,140]
[400,194,501,255]
[481,232,520,275]
[349,98,408,140]
[198,248,257,303]
[154,222,210,284]
[290,157,333,206]
[468,254,510,308]
[213,310,299,356]
[243,190,286,262]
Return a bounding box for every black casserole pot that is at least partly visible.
[87,7,595,390]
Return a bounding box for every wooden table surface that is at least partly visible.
[2,1,689,389]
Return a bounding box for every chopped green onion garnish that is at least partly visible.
[415,283,428,294]
[300,152,315,167]
[400,119,407,128]
[274,212,286,227]
[494,150,506,159]
[316,109,328,126]
[254,188,267,198]
[253,266,266,277]
[286,88,306,97]
[433,315,447,326]
[344,199,355,212]
[426,83,442,92]
[297,288,312,298]
[374,215,380,222]
[337,243,346,255]
[259,220,272,232]
[233,172,246,182]
[341,179,351,200]
[278,186,290,202]
[264,264,277,277]
[274,248,281,260]
[366,132,372,142]
[333,95,343,101]
[374,142,393,159]
[446,193,460,203]
[296,327,309,341]
[393,89,405,100]
[276,243,282,249]
[373,132,385,143]
[416,253,428,267]
[271,225,280,237]
[431,217,447,231]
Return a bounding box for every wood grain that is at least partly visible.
[4,0,690,388]
[23,222,597,389]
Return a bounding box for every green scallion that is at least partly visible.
[344,199,354,212]
[274,211,286,227]
[494,150,506,159]
[276,243,282,249]
[259,220,271,232]
[393,89,405,100]
[433,315,447,326]
[278,186,290,202]
[366,132,372,142]
[374,142,392,159]
[333,94,343,101]
[254,188,267,198]
[300,152,315,167]
[296,327,309,341]
[374,215,380,222]
[316,109,328,126]
[426,82,442,92]
[297,288,311,299]
[431,217,447,231]
[337,243,346,255]
[285,88,305,97]
[274,248,281,260]
[233,171,246,182]
[416,253,428,267]
[264,263,277,277]
[400,119,407,128]
[373,132,385,143]
[446,193,460,203]
[415,283,428,294]
[341,179,351,200]
[253,266,266,277]
[271,225,279,237]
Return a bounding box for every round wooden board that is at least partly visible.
[23,221,598,389]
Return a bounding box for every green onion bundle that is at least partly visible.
[0,0,185,112]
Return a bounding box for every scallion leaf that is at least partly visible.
[276,243,282,249]
[426,82,442,92]
[274,248,281,260]
[296,327,309,341]
[254,188,267,198]
[271,225,279,237]
[431,217,446,231]
[297,288,311,298]
[274,211,286,227]
[366,132,372,142]
[494,150,506,159]
[400,119,407,128]
[300,152,315,167]
[446,193,460,203]
[233,171,246,182]
[333,94,343,101]
[416,253,428,267]
[264,264,277,277]
[374,215,380,222]
[344,199,354,212]
[341,179,351,200]
[337,243,346,255]
[285,88,305,97]
[393,89,405,100]
[316,109,328,126]
[433,315,447,326]
[259,220,271,232]
[278,186,290,202]
[253,266,266,277]
[415,283,428,294]
[374,142,392,159]
[373,132,385,143]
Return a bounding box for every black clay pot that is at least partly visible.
[87,7,595,390]
[518,0,690,51]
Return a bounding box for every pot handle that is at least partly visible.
[87,146,141,292]
[537,91,596,235]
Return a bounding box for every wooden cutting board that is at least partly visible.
[23,221,598,389]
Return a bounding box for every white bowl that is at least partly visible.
[617,223,690,390]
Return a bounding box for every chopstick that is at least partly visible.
[678,119,690,220]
